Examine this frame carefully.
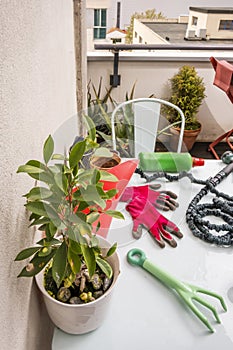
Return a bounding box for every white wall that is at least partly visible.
[0,1,77,349]
[133,19,168,44]
[87,53,233,142]
[188,10,233,39]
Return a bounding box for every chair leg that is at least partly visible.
[208,129,233,159]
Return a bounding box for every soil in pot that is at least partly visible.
[44,262,113,305]
[90,151,121,170]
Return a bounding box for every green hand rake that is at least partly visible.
[127,248,227,333]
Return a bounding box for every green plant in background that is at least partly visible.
[125,9,166,44]
[87,77,114,140]
[165,65,206,130]
[15,124,124,302]
[87,79,137,157]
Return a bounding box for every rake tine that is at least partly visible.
[185,298,215,333]
[192,295,220,323]
[189,284,228,311]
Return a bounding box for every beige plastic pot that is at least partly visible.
[35,237,120,334]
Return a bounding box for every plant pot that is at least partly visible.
[170,125,202,152]
[35,237,120,335]
[90,151,121,170]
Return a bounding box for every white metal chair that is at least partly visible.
[111,98,185,157]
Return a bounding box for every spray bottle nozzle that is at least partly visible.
[192,157,205,167]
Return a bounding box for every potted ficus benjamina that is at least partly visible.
[15,127,124,334]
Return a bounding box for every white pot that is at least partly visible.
[35,237,120,334]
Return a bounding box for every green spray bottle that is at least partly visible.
[139,152,205,172]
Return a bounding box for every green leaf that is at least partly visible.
[105,188,118,199]
[52,241,67,288]
[48,222,58,237]
[24,160,53,183]
[17,165,44,174]
[25,201,59,220]
[68,247,81,274]
[54,172,68,193]
[80,184,106,209]
[87,212,100,224]
[91,168,101,184]
[15,246,41,261]
[96,257,113,279]
[24,187,52,201]
[67,227,86,245]
[80,244,96,277]
[36,237,61,246]
[105,210,125,220]
[106,242,117,257]
[79,223,92,237]
[69,140,86,168]
[94,147,113,157]
[99,171,118,182]
[65,213,86,226]
[26,160,47,170]
[84,115,96,141]
[69,238,82,254]
[29,217,51,227]
[90,235,100,248]
[38,246,52,257]
[43,135,54,164]
[17,249,56,277]
[52,154,66,160]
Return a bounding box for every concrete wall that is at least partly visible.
[87,53,233,142]
[0,1,77,349]
[86,0,110,9]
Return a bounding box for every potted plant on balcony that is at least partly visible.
[165,65,206,151]
[15,127,125,334]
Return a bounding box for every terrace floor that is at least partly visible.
[155,141,231,160]
[190,141,231,160]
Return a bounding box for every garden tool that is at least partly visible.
[186,152,233,246]
[121,184,179,211]
[126,186,182,248]
[127,248,227,333]
[92,159,138,238]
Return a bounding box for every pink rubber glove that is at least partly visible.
[126,187,182,248]
[121,185,179,211]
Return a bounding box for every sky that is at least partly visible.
[110,0,233,27]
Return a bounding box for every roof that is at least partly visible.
[142,22,233,46]
[106,27,127,39]
[189,7,233,14]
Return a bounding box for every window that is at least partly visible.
[192,16,198,26]
[139,36,143,43]
[135,31,138,38]
[94,9,107,39]
[219,20,233,30]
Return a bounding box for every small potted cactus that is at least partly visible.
[15,125,124,334]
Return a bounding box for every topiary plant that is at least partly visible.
[166,65,206,130]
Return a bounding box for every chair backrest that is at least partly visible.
[111,98,185,157]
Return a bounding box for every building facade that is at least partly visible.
[132,7,233,45]
[187,7,233,40]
